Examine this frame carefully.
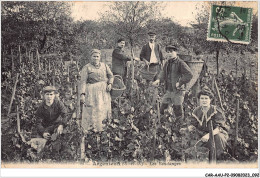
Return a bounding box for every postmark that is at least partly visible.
[207,5,253,44]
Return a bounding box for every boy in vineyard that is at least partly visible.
[152,44,193,120]
[35,86,68,140]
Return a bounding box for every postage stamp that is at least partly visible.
[207,5,253,44]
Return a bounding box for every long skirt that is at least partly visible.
[82,81,111,132]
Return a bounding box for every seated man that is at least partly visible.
[35,86,68,140]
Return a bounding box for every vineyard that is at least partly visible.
[1,49,258,164]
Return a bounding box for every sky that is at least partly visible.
[70,1,201,27]
[70,1,258,27]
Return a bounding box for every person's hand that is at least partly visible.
[80,94,85,104]
[107,84,112,92]
[43,132,51,139]
[57,125,63,135]
[176,82,180,88]
[152,80,160,86]
[188,125,196,133]
[176,82,185,90]
[134,57,140,61]
[143,59,150,66]
[201,134,209,142]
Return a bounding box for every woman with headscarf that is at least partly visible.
[189,87,230,160]
[80,49,114,133]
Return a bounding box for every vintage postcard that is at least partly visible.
[1,0,258,177]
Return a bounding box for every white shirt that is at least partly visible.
[149,42,158,64]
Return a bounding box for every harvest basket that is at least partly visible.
[185,60,204,90]
[178,54,192,61]
[111,75,126,99]
[139,65,157,81]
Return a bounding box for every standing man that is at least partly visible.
[112,38,138,82]
[140,31,164,80]
[153,44,193,120]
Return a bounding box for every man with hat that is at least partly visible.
[35,86,68,140]
[140,31,164,79]
[153,44,193,120]
[112,38,139,82]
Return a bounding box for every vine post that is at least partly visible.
[11,48,14,74]
[18,45,22,64]
[17,105,20,133]
[7,73,19,117]
[36,49,41,79]
[130,46,135,101]
[233,96,239,158]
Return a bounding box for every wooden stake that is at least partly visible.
[7,73,19,117]
[213,77,224,110]
[80,135,86,160]
[209,120,216,163]
[17,105,20,133]
[11,48,14,74]
[76,81,81,120]
[76,60,79,72]
[18,45,22,65]
[28,51,30,64]
[45,59,47,75]
[216,48,220,76]
[36,49,40,78]
[233,98,239,157]
[67,65,70,83]
[48,58,51,72]
[130,47,135,101]
[211,75,216,105]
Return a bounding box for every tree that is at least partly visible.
[100,1,164,48]
[1,1,74,54]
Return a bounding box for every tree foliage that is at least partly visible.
[2,1,74,54]
[100,1,164,47]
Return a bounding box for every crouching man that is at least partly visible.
[36,86,68,139]
[26,86,68,159]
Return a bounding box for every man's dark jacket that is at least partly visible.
[159,57,193,91]
[35,99,68,136]
[140,43,164,63]
[112,47,131,76]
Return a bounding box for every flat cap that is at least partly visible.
[197,86,214,98]
[90,49,101,55]
[43,86,56,93]
[148,31,156,36]
[166,44,178,51]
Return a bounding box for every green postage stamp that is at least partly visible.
[207,5,253,44]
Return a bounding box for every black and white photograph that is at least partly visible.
[1,0,259,177]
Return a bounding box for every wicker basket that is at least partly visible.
[186,60,204,90]
[111,75,126,99]
[178,54,192,61]
[139,66,157,81]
